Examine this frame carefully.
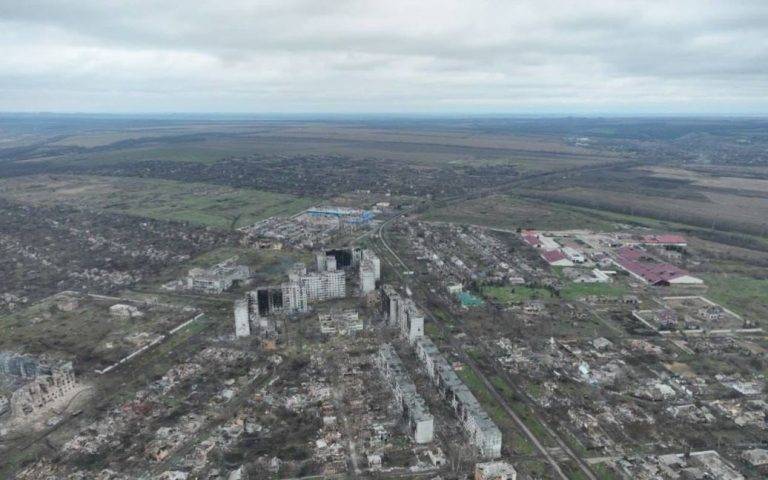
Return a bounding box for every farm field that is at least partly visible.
[523,186,768,237]
[0,174,316,229]
[422,194,622,231]
[638,166,768,194]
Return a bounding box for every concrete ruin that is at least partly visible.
[186,258,250,294]
[475,461,518,480]
[380,284,425,343]
[377,344,434,444]
[318,310,363,336]
[10,361,78,418]
[415,337,502,458]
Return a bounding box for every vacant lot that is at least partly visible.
[703,274,768,321]
[482,285,553,304]
[0,174,315,229]
[0,292,192,370]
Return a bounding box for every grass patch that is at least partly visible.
[490,376,554,446]
[559,282,628,300]
[424,322,444,340]
[456,367,554,454]
[703,274,768,319]
[592,462,620,480]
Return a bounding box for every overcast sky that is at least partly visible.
[0,0,766,114]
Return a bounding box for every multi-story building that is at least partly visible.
[380,284,423,342]
[282,281,309,312]
[360,259,377,294]
[377,344,434,444]
[414,337,502,458]
[296,270,346,301]
[398,298,424,343]
[0,352,39,379]
[381,285,401,326]
[235,280,311,336]
[361,249,381,280]
[316,252,338,272]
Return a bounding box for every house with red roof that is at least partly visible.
[522,234,541,248]
[541,249,574,267]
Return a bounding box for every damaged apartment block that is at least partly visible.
[415,337,502,459]
[377,344,434,444]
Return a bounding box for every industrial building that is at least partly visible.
[414,337,502,458]
[186,258,250,294]
[377,344,434,444]
[614,247,703,285]
[304,206,374,225]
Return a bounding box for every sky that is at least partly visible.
[0,0,766,115]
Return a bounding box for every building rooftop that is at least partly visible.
[615,247,694,285]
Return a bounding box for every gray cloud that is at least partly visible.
[0,0,766,113]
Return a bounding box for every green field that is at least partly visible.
[56,139,268,165]
[559,281,628,300]
[482,285,553,304]
[0,174,316,229]
[703,274,768,319]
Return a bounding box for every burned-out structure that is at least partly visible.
[324,248,356,270]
